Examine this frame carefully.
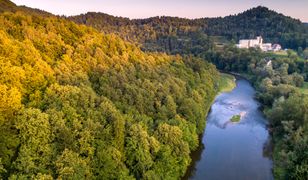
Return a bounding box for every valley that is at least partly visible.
[0,0,307,179]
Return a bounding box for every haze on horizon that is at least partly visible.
[11,0,308,22]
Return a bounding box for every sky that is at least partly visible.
[11,0,308,22]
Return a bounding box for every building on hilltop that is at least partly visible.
[236,36,263,49]
[236,36,281,52]
[272,44,282,51]
[262,43,272,51]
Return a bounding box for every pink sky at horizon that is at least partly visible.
[11,0,308,22]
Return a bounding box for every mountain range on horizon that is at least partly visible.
[1,0,307,51]
[1,0,307,23]
[68,5,308,51]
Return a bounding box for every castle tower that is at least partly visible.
[257,36,263,45]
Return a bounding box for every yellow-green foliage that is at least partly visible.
[217,73,235,93]
[0,11,219,179]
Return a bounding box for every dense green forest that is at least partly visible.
[70,9,308,179]
[252,55,307,179]
[69,9,308,179]
[0,10,221,179]
[70,8,308,177]
[69,6,308,52]
[205,7,308,49]
[69,13,213,55]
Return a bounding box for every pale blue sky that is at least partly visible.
[11,0,308,22]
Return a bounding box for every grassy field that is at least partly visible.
[298,82,308,95]
[218,73,236,93]
[272,51,288,56]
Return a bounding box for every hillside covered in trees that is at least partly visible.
[0,0,51,16]
[69,6,308,52]
[0,7,220,180]
[69,5,308,178]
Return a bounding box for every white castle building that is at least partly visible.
[236,36,281,52]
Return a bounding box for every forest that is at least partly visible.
[70,7,308,178]
[0,10,220,179]
[69,6,308,52]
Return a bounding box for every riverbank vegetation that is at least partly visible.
[206,46,308,179]
[217,73,236,93]
[0,11,220,179]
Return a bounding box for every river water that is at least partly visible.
[185,79,273,180]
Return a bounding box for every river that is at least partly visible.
[185,78,273,180]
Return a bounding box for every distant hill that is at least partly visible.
[69,13,209,54]
[0,0,52,16]
[69,6,308,50]
[0,0,17,12]
[1,0,307,50]
[205,6,308,49]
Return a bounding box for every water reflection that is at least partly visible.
[184,79,273,180]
